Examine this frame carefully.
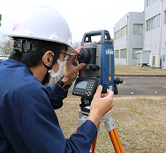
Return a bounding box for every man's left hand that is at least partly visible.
[62,46,85,85]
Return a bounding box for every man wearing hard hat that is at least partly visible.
[0,6,114,153]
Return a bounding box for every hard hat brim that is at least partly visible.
[67,46,78,55]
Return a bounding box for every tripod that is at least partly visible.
[76,108,124,153]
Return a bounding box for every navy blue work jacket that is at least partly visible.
[0,59,97,153]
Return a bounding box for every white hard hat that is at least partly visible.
[8,5,77,54]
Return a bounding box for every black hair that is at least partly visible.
[9,38,65,67]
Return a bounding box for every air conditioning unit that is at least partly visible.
[149,53,160,68]
[149,53,155,67]
[153,54,160,67]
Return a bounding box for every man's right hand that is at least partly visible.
[87,85,114,127]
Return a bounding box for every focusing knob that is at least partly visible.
[78,49,91,64]
[114,77,123,84]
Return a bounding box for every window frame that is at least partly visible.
[133,24,143,35]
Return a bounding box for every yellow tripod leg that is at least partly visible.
[91,133,98,153]
[109,130,121,153]
[113,128,124,153]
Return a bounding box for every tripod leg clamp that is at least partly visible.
[104,115,116,132]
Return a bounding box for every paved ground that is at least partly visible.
[68,76,166,97]
[115,76,166,96]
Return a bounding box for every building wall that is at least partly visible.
[114,12,144,65]
[144,0,166,69]
[128,12,144,65]
[162,0,166,68]
[114,14,128,65]
[144,0,161,53]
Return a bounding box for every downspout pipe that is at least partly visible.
[159,0,163,57]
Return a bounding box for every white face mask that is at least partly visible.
[44,59,64,86]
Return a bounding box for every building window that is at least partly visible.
[146,14,160,31]
[133,48,142,59]
[133,24,143,34]
[147,0,157,7]
[146,20,150,31]
[121,26,127,37]
[115,30,121,40]
[155,15,160,28]
[115,50,119,58]
[120,49,127,59]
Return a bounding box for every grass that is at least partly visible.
[58,65,166,152]
[56,96,166,153]
[115,65,166,75]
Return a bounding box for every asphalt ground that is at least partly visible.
[68,76,166,97]
[115,76,166,96]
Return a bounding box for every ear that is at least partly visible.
[42,51,54,67]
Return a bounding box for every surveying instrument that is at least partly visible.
[72,30,124,153]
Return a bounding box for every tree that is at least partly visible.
[111,38,114,45]
[0,34,13,55]
[0,14,1,27]
[71,41,81,50]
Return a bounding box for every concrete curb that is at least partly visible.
[115,74,166,77]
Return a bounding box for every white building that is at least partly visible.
[114,0,166,69]
[144,0,166,69]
